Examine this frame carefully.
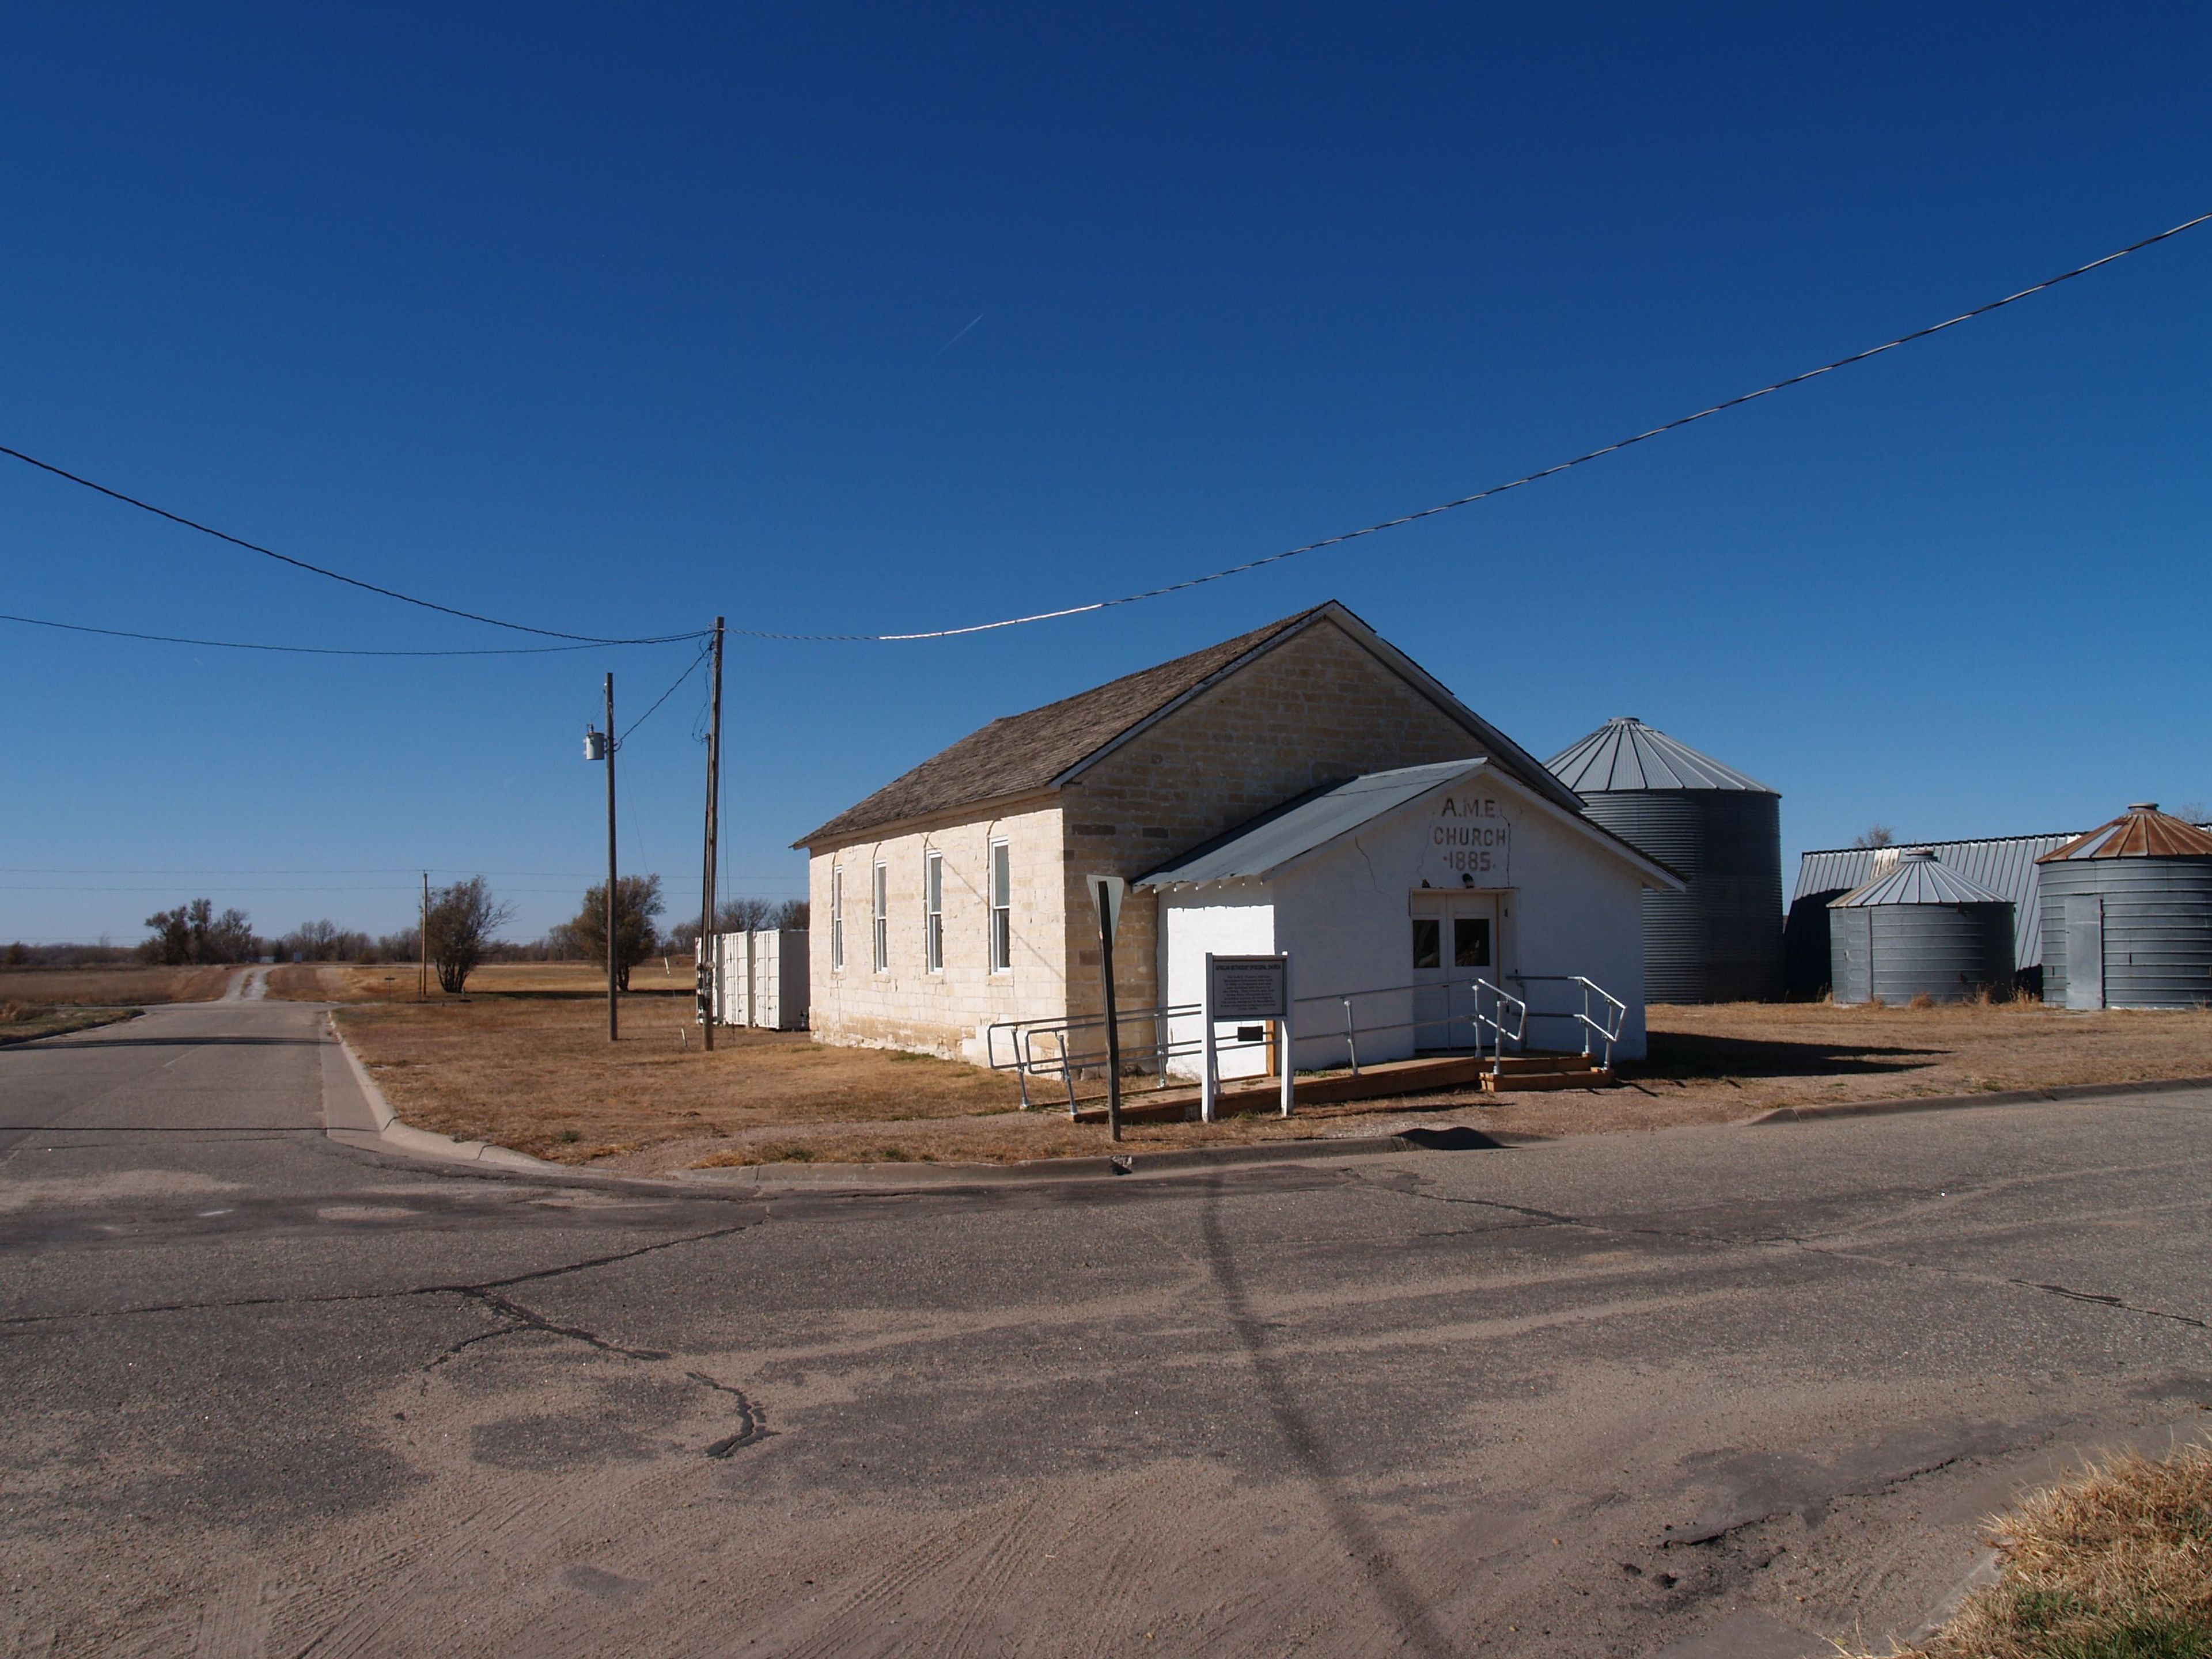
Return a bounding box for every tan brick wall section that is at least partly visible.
[808,802,1067,1060]
[1059,618,1481,1021]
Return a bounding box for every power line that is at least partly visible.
[0,610,700,657]
[718,207,2212,642]
[0,444,704,646]
[5,209,2204,657]
[618,639,715,743]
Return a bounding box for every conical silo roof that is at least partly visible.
[1547,717,1775,794]
[1830,850,2008,908]
[2037,803,2212,862]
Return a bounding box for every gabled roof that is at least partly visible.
[1135,759,1687,892]
[1830,850,2009,908]
[1137,761,1478,887]
[1548,717,1776,794]
[2038,804,2212,862]
[796,601,1582,847]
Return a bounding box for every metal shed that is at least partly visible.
[1548,717,1782,1003]
[710,929,811,1031]
[2037,805,2212,1010]
[1827,850,2014,1006]
[1789,830,2079,998]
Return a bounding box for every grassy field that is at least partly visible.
[315,963,2212,1169]
[0,965,233,1005]
[0,1003,140,1047]
[268,959,696,1001]
[1865,1439,2212,1658]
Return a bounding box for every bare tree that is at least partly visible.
[139,900,259,965]
[568,874,665,991]
[424,878,514,994]
[276,919,374,962]
[775,898,809,930]
[1851,824,1896,850]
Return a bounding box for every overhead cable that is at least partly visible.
[0,611,693,657]
[618,638,715,743]
[722,207,2212,642]
[0,443,705,646]
[5,209,2205,654]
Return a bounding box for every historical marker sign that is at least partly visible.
[1208,954,1289,1021]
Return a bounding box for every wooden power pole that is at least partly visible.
[418,872,429,1001]
[697,619,726,1050]
[604,672,619,1042]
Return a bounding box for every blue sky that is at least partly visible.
[3,2,2207,945]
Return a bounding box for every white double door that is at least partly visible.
[1411,891,1501,1051]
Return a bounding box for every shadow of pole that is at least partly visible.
[1199,1174,1461,1658]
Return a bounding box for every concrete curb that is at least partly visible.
[676,1123,1539,1194]
[1748,1073,2212,1126]
[323,1016,559,1173]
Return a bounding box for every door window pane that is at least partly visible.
[1411,918,1441,970]
[1453,918,1491,970]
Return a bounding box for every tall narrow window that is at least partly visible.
[988,839,1012,972]
[830,867,844,972]
[872,861,889,972]
[923,850,944,973]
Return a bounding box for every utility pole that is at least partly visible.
[696,618,726,1051]
[418,873,429,1001]
[1086,876,1127,1142]
[604,672,619,1041]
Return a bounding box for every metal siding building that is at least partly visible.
[2037,805,2212,1011]
[1827,850,2014,1005]
[1548,718,1782,1003]
[1789,831,2079,997]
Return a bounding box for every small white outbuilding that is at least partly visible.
[1139,759,1679,1076]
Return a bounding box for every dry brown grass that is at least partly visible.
[268,959,696,1002]
[1862,1440,2212,1658]
[0,966,232,1005]
[1639,1000,2212,1116]
[0,1005,138,1046]
[322,973,2212,1171]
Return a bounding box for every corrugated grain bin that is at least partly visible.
[1548,717,1783,1002]
[1827,850,2014,1005]
[2037,805,2212,1010]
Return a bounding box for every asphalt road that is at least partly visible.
[3,997,2208,1659]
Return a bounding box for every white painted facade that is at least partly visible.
[1150,762,1662,1074]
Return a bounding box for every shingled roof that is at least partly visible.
[795,601,1581,847]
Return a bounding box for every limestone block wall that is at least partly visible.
[1058,619,1483,1022]
[806,800,1067,1061]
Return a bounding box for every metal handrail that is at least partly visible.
[1471,978,1527,1077]
[986,971,1615,1112]
[1508,974,1627,1068]
[987,975,1507,1113]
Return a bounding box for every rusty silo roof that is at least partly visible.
[2037,804,2212,862]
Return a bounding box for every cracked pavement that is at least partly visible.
[2,998,2209,1657]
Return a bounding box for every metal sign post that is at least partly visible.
[1203,953,1294,1120]
[1085,876,1127,1142]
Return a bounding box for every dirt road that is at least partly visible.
[3,997,2207,1657]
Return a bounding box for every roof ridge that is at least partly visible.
[792,605,1334,847]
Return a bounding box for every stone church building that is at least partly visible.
[795,601,1675,1065]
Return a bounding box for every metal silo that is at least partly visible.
[2037,804,2212,1010]
[1827,850,2014,1005]
[1548,717,1783,1002]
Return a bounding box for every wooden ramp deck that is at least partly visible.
[1067,1050,1612,1124]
